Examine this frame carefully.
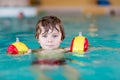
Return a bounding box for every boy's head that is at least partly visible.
[35,16,65,49]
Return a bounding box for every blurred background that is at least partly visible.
[0,0,120,17]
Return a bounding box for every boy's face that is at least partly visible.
[38,25,62,50]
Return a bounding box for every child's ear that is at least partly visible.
[36,37,39,41]
[36,38,40,42]
[61,39,63,42]
[61,38,63,41]
[60,40,62,42]
[37,39,39,41]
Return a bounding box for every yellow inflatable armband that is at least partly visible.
[7,38,29,55]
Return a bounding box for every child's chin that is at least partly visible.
[44,47,55,50]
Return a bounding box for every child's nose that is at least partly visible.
[47,40,53,43]
[47,38,53,43]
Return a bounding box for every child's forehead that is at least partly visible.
[48,29,59,34]
[40,26,60,34]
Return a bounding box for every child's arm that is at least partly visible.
[25,48,42,55]
[63,47,70,53]
[31,49,42,53]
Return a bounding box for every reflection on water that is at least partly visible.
[88,23,98,37]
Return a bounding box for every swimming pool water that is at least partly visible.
[0,15,120,80]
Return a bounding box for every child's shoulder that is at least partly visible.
[32,48,42,53]
[31,47,70,54]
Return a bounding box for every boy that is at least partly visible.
[30,16,70,65]
[29,16,79,80]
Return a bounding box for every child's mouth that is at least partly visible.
[46,45,54,47]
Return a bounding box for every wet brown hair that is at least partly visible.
[35,16,65,41]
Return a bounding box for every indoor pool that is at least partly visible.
[0,15,120,80]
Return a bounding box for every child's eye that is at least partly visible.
[42,35,47,38]
[52,35,58,38]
